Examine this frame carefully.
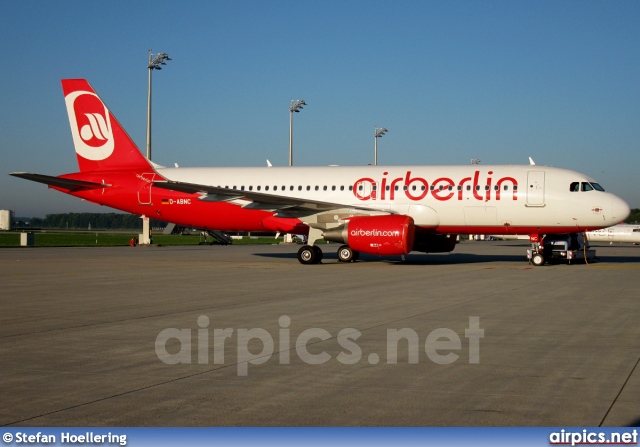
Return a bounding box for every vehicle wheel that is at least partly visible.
[312,245,323,263]
[337,245,354,262]
[531,253,545,266]
[297,245,316,265]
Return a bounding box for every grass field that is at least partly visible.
[0,232,284,247]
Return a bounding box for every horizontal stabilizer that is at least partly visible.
[10,172,109,192]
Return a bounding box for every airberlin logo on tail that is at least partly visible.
[65,90,114,161]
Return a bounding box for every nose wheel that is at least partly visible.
[531,252,545,266]
[297,245,323,264]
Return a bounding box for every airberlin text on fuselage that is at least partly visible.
[353,170,518,202]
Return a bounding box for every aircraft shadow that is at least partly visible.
[254,251,527,265]
[255,251,640,266]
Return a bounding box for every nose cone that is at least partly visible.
[610,195,631,224]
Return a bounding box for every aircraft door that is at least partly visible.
[526,171,545,206]
[138,172,155,205]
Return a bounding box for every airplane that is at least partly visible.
[586,224,640,244]
[10,79,631,264]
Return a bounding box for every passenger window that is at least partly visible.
[386,185,390,191]
[323,186,327,191]
[349,185,353,191]
[315,186,320,191]
[332,186,336,191]
[340,186,344,191]
[466,185,471,191]
[306,186,310,191]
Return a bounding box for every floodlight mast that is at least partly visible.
[146,50,171,161]
[374,126,388,166]
[289,99,306,166]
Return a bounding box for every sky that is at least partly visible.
[1,1,639,217]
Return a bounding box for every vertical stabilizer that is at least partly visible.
[62,79,151,172]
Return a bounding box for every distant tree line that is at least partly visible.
[17,213,166,230]
[627,208,640,224]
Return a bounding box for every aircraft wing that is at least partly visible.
[153,180,384,213]
[10,173,110,192]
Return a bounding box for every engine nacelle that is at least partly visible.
[322,215,415,256]
[412,232,457,253]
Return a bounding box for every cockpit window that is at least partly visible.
[570,182,579,192]
[591,183,605,191]
[581,182,594,192]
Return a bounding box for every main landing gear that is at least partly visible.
[337,245,359,263]
[297,244,360,265]
[297,245,323,265]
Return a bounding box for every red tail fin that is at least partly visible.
[62,79,152,172]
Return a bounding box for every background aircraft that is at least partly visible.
[586,224,640,244]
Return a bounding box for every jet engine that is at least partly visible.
[322,215,415,256]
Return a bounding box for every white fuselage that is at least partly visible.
[158,164,629,234]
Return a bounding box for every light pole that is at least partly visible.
[289,99,306,166]
[374,126,388,166]
[146,50,171,161]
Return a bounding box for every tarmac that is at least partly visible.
[1,240,639,427]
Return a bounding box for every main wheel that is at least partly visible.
[312,245,323,263]
[337,245,355,262]
[297,245,317,264]
[531,253,545,266]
